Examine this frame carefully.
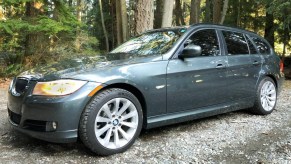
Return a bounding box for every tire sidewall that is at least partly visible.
[82,89,143,155]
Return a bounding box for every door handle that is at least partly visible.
[216,63,226,69]
[253,61,260,66]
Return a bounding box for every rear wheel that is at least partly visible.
[79,88,143,155]
[252,77,277,115]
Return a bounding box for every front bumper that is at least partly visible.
[7,81,100,143]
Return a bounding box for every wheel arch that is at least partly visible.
[265,74,278,88]
[98,83,148,129]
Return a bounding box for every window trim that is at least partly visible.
[171,28,223,59]
[220,30,250,56]
[247,34,271,55]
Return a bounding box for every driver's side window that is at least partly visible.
[186,29,220,56]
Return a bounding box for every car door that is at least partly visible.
[166,29,229,113]
[220,30,259,100]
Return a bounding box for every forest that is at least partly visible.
[0,0,290,77]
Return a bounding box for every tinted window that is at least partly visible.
[186,29,220,56]
[251,36,271,55]
[222,31,249,55]
[245,35,258,54]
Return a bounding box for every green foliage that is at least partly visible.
[0,0,100,77]
[0,52,24,77]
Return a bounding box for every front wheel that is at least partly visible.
[252,77,277,115]
[79,88,143,155]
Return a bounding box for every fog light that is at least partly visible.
[46,121,57,131]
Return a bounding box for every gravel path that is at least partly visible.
[0,80,290,163]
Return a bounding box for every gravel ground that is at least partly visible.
[0,80,290,163]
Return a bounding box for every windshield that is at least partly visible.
[110,28,187,56]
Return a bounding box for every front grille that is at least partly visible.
[8,109,21,125]
[23,120,46,132]
[15,78,29,94]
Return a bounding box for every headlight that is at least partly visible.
[32,79,87,96]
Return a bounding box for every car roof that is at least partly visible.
[145,23,258,36]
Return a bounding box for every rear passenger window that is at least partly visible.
[245,35,257,54]
[251,37,271,55]
[222,31,249,55]
[186,29,220,56]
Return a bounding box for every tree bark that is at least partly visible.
[99,0,109,52]
[205,0,211,22]
[219,0,228,24]
[237,0,241,27]
[212,0,222,24]
[161,0,174,27]
[190,0,201,24]
[135,0,154,35]
[120,0,128,42]
[116,0,122,45]
[174,0,185,26]
[116,0,128,45]
[264,3,275,48]
[75,0,83,52]
[154,0,163,28]
[24,1,45,56]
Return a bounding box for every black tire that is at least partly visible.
[79,88,143,155]
[252,77,277,115]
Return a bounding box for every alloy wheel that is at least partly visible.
[94,98,139,149]
[260,81,276,111]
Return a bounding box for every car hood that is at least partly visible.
[18,53,162,81]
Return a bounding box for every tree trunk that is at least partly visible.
[154,0,163,28]
[99,0,109,52]
[24,1,44,56]
[190,0,201,24]
[174,0,185,26]
[237,0,241,27]
[212,0,222,24]
[161,0,174,27]
[135,0,154,35]
[116,0,122,45]
[264,3,275,48]
[110,0,116,48]
[205,0,211,22]
[120,0,128,42]
[116,0,128,45]
[75,0,83,52]
[219,0,228,24]
[253,2,259,32]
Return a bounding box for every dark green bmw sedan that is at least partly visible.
[7,24,284,155]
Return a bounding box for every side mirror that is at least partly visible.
[179,44,202,59]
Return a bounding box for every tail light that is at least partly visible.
[280,60,284,72]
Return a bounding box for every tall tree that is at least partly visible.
[75,0,83,52]
[154,0,163,28]
[161,0,174,27]
[205,0,211,22]
[174,0,185,26]
[190,0,201,24]
[116,0,128,45]
[135,0,154,35]
[25,1,45,56]
[264,9,275,48]
[212,0,222,24]
[99,0,109,51]
[219,0,229,24]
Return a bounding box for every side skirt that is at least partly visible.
[146,98,254,129]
